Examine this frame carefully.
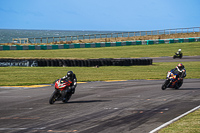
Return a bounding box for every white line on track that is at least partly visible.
[149,105,200,133]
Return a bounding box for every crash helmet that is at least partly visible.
[177,63,184,71]
[178,49,181,52]
[67,71,73,78]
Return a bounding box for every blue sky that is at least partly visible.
[0,0,199,31]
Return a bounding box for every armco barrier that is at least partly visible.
[1,37,199,51]
[0,58,152,67]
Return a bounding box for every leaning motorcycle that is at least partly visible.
[173,53,182,59]
[49,78,73,104]
[161,71,183,90]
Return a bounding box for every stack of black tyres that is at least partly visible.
[0,58,153,67]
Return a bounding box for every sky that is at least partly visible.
[0,0,199,31]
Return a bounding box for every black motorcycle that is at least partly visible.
[173,53,182,59]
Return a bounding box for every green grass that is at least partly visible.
[159,109,200,133]
[0,62,200,86]
[0,42,200,59]
[0,42,200,86]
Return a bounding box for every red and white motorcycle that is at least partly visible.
[49,78,73,104]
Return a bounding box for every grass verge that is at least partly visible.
[0,42,200,59]
[158,109,200,133]
[0,62,199,86]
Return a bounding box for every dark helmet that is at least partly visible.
[67,71,73,78]
[177,63,184,71]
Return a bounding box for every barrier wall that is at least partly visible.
[0,37,200,51]
[0,58,152,67]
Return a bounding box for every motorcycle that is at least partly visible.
[49,78,73,104]
[173,53,182,59]
[161,71,183,90]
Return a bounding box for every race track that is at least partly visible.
[0,79,200,133]
[152,55,200,62]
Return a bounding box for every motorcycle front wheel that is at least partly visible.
[161,80,169,90]
[49,90,58,104]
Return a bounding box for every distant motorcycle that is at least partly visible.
[173,53,182,59]
[161,71,183,90]
[49,78,73,104]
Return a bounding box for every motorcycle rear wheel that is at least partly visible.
[49,90,57,104]
[62,93,72,103]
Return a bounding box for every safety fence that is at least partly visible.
[0,58,152,67]
[12,27,200,44]
[1,37,200,50]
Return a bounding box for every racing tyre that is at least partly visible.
[161,84,166,90]
[161,80,169,90]
[49,90,57,104]
[175,86,180,90]
[62,93,72,103]
[175,81,183,89]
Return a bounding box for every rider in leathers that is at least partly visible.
[62,71,77,94]
[176,49,182,56]
[170,63,186,88]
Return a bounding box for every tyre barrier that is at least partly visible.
[0,58,152,67]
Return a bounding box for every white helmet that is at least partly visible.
[178,49,181,52]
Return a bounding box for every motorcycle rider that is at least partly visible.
[62,71,77,94]
[170,63,186,88]
[175,49,182,57]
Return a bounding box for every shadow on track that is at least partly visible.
[67,100,111,104]
[179,88,200,90]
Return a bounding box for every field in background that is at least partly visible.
[0,42,200,59]
[0,40,200,86]
[0,42,200,86]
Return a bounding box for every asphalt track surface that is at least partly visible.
[0,56,199,133]
[151,55,200,62]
